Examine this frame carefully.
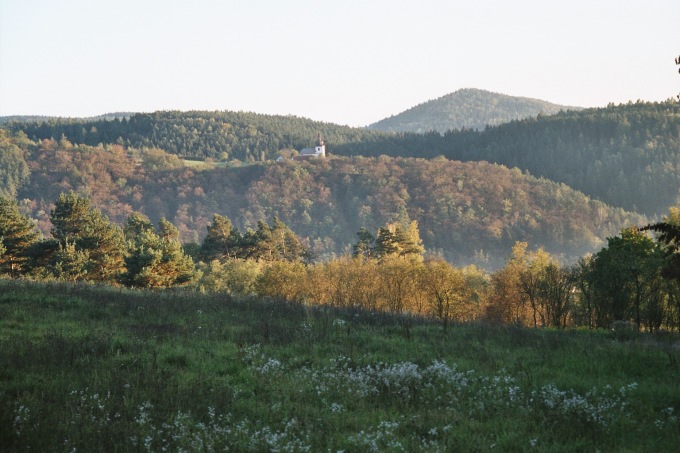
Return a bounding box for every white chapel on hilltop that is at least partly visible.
[297,133,326,159]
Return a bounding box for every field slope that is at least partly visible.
[1,279,678,451]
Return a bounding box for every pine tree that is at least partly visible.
[353,227,375,259]
[50,191,92,243]
[374,225,399,258]
[374,221,425,261]
[199,214,242,262]
[641,203,680,282]
[271,217,307,262]
[155,218,197,287]
[252,220,275,261]
[237,218,307,262]
[0,197,39,276]
[123,212,155,239]
[397,220,425,259]
[49,191,126,282]
[0,131,30,199]
[0,240,6,264]
[121,218,161,287]
[122,215,196,288]
[51,241,90,282]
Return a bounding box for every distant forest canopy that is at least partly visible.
[6,100,680,217]
[367,88,582,133]
[4,110,387,162]
[0,130,645,268]
[348,101,680,217]
[0,112,133,125]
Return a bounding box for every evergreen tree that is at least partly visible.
[641,203,680,282]
[374,225,399,258]
[353,227,375,258]
[50,191,93,243]
[0,197,39,276]
[199,214,242,262]
[0,131,31,199]
[241,218,307,262]
[123,212,155,239]
[49,191,126,282]
[397,220,425,259]
[121,215,161,287]
[122,214,196,288]
[51,241,90,282]
[271,217,307,262]
[247,221,275,261]
[374,221,425,261]
[155,218,197,286]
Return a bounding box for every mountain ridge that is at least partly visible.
[368,88,582,133]
[0,112,134,125]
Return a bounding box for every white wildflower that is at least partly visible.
[330,403,345,413]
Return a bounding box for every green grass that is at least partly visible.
[1,278,679,451]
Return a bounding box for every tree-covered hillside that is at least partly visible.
[368,88,581,133]
[439,101,680,217]
[338,101,680,217]
[7,101,680,217]
[1,131,644,267]
[5,110,386,161]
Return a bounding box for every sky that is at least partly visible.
[1,0,679,127]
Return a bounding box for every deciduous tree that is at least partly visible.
[589,228,663,330]
[422,259,467,329]
[487,242,531,325]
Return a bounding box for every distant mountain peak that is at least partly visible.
[369,88,581,133]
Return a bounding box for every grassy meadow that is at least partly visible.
[1,278,679,451]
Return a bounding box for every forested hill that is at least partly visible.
[5,110,388,161]
[338,101,680,217]
[6,101,680,217]
[368,88,581,133]
[1,130,645,267]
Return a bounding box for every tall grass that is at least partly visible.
[1,278,678,451]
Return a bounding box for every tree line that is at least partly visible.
[2,192,679,331]
[0,193,306,287]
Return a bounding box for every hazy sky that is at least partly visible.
[1,0,678,126]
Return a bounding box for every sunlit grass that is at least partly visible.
[1,278,679,451]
